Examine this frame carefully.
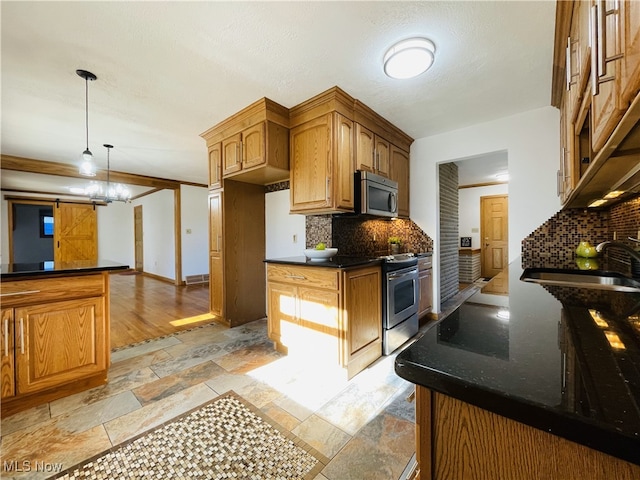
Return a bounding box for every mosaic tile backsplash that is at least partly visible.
[305,214,433,256]
[521,195,640,273]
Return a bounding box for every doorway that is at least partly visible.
[480,195,509,278]
[10,202,54,263]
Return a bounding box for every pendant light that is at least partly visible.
[77,69,98,176]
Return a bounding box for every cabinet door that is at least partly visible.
[418,269,433,318]
[290,114,332,212]
[266,282,298,350]
[15,297,106,395]
[375,136,391,178]
[208,143,222,190]
[1,308,15,399]
[210,255,224,318]
[343,267,381,363]
[222,133,242,177]
[390,145,410,218]
[620,0,640,103]
[591,0,625,152]
[298,286,340,361]
[242,123,266,170]
[332,113,355,211]
[356,124,375,173]
[209,191,223,317]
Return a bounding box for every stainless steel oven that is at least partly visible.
[382,255,419,355]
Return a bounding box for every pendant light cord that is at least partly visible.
[85,77,89,150]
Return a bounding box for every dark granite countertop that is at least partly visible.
[264,255,382,269]
[1,260,130,279]
[395,258,640,466]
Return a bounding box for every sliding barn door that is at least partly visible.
[54,203,98,263]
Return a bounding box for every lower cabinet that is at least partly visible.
[415,386,640,480]
[266,263,381,379]
[418,257,433,320]
[0,272,110,417]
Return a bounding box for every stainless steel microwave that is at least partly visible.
[355,170,398,218]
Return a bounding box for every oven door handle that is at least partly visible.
[388,268,418,280]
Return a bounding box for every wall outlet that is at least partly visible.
[471,227,479,233]
[613,231,617,240]
[186,228,192,234]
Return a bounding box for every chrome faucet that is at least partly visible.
[596,238,640,264]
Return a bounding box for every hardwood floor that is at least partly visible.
[109,272,212,350]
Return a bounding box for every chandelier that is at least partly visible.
[86,144,132,203]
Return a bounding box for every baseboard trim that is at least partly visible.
[142,271,175,284]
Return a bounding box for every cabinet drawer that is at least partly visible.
[418,257,433,270]
[0,274,106,307]
[267,264,339,290]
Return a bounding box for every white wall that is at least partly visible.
[180,185,209,277]
[459,184,509,249]
[265,189,306,259]
[411,106,561,312]
[98,201,134,267]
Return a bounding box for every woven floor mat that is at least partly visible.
[49,391,328,480]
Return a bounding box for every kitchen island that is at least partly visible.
[1,260,128,417]
[265,255,382,379]
[395,259,640,479]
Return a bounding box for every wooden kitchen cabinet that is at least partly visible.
[0,272,110,417]
[552,0,640,208]
[201,98,290,185]
[289,112,355,214]
[414,386,640,480]
[356,124,390,178]
[620,0,640,104]
[207,181,266,327]
[208,142,222,190]
[1,308,15,399]
[390,145,410,218]
[418,256,433,320]
[266,263,381,379]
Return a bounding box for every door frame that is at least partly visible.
[134,205,144,272]
[480,194,509,278]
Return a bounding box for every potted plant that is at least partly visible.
[388,236,402,254]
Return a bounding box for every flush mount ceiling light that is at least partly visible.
[77,69,98,177]
[383,37,435,80]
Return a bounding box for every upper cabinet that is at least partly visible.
[200,98,290,187]
[289,87,413,215]
[553,0,640,208]
[390,145,410,218]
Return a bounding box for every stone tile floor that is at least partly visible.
[1,319,418,480]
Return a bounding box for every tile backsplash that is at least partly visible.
[306,214,433,256]
[521,195,640,272]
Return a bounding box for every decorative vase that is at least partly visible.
[576,241,597,258]
[390,243,400,254]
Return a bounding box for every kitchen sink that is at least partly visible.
[520,268,640,293]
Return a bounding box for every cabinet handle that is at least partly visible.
[240,142,244,164]
[565,36,571,91]
[0,290,40,297]
[285,274,306,280]
[19,318,24,355]
[591,4,599,95]
[326,178,330,201]
[216,235,221,252]
[3,318,8,358]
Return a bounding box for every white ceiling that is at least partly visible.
[1,1,556,194]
